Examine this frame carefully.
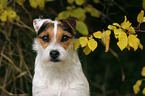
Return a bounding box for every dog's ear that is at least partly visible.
[59,18,77,34]
[33,19,52,32]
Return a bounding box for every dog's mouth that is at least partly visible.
[50,59,61,62]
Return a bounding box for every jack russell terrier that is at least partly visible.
[32,18,89,96]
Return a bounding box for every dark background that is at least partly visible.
[0,0,145,96]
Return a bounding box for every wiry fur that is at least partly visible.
[32,19,89,96]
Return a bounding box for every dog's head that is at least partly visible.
[33,18,77,65]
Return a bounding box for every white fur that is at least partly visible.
[33,19,52,32]
[32,19,89,96]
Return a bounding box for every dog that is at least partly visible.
[32,18,89,96]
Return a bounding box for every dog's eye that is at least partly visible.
[41,35,49,42]
[61,35,70,42]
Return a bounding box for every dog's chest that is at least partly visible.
[33,78,73,96]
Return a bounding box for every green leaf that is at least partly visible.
[76,21,89,35]
[66,6,73,10]
[71,8,86,21]
[117,31,128,51]
[67,0,74,4]
[73,38,80,50]
[0,11,7,22]
[16,0,25,5]
[88,39,97,51]
[84,6,100,18]
[7,8,17,19]
[57,11,71,19]
[0,0,7,9]
[108,25,117,30]
[93,31,102,39]
[75,0,85,5]
[93,0,100,4]
[79,37,88,47]
[143,0,145,10]
[29,0,38,9]
[45,0,54,2]
[38,0,45,10]
[83,45,91,55]
[137,10,144,23]
[128,34,140,51]
[133,80,142,94]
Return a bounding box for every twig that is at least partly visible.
[11,20,34,32]
[22,4,32,20]
[135,29,145,33]
[0,86,14,95]
[1,53,21,72]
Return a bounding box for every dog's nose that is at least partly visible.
[50,50,60,59]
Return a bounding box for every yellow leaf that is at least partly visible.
[139,43,143,50]
[117,31,128,51]
[102,32,110,52]
[114,29,122,38]
[126,45,130,50]
[79,37,88,47]
[105,30,111,36]
[142,17,145,23]
[88,39,97,51]
[127,26,136,34]
[113,23,120,27]
[142,88,145,95]
[16,0,25,5]
[121,21,132,29]
[83,45,91,55]
[141,67,145,76]
[137,10,144,23]
[108,25,117,30]
[128,34,140,51]
[73,38,80,50]
[93,31,102,38]
[133,80,142,94]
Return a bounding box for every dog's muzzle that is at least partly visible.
[50,50,60,62]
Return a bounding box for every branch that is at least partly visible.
[135,29,145,33]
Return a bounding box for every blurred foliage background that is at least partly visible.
[0,0,145,96]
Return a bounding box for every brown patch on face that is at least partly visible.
[56,26,74,50]
[37,26,54,49]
